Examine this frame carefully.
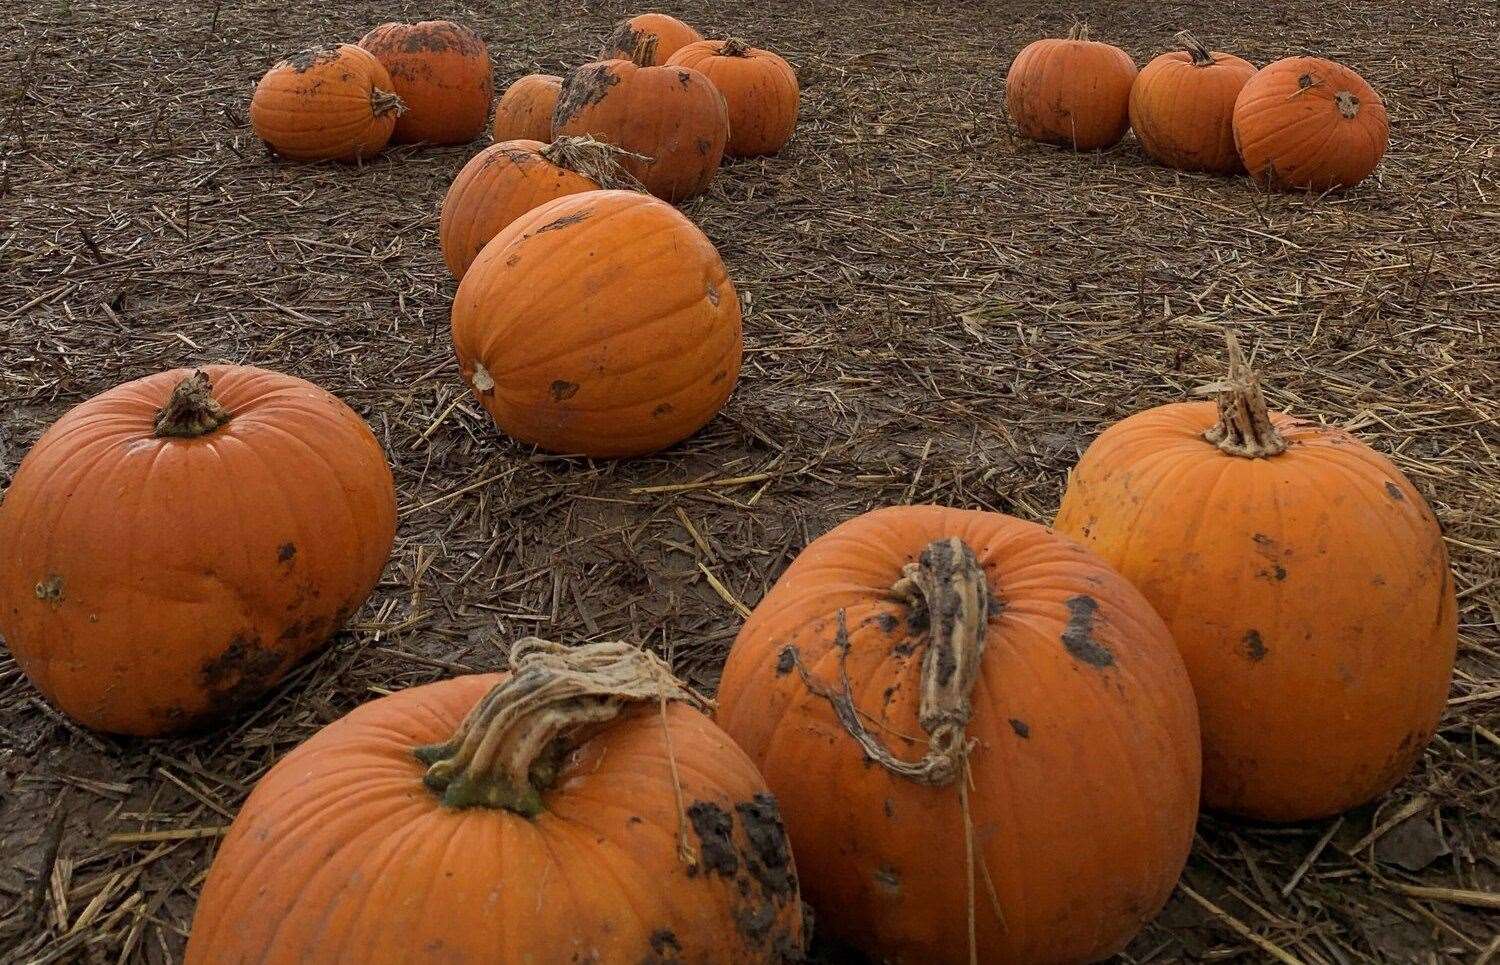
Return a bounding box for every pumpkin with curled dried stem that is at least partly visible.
[1005,23,1138,151]
[1129,31,1255,174]
[492,73,562,142]
[1054,334,1456,821]
[0,367,396,736]
[250,45,403,162]
[359,20,492,145]
[667,38,799,157]
[187,639,805,962]
[600,12,703,65]
[717,505,1201,963]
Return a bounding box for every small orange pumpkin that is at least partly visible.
[1233,56,1389,190]
[492,73,561,142]
[717,506,1202,962]
[0,367,396,736]
[600,12,703,65]
[451,190,742,458]
[1055,336,1456,821]
[249,45,403,162]
[1005,23,1138,151]
[667,39,799,157]
[359,20,493,145]
[186,639,806,962]
[1129,31,1255,173]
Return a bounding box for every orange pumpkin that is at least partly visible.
[553,41,728,202]
[717,506,1201,963]
[0,367,396,736]
[492,73,561,142]
[1005,23,1138,151]
[249,45,403,162]
[600,12,703,65]
[1055,337,1456,821]
[667,39,799,157]
[1233,56,1389,190]
[187,639,805,963]
[358,20,492,145]
[1129,31,1255,173]
[451,189,742,457]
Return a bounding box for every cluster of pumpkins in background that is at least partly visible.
[1007,24,1391,190]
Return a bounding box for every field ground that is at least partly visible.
[1,0,1497,960]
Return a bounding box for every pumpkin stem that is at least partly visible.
[370,87,406,117]
[1066,21,1091,41]
[628,33,659,67]
[541,135,651,191]
[154,371,231,438]
[413,639,702,814]
[1203,331,1288,458]
[1176,30,1214,66]
[720,37,752,57]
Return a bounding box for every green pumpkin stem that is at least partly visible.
[1176,31,1214,66]
[1203,331,1289,458]
[415,639,701,815]
[154,371,231,438]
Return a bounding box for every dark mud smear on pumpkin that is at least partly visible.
[1061,594,1113,667]
[200,634,283,707]
[372,23,484,56]
[284,46,341,73]
[684,795,803,957]
[686,801,739,877]
[1239,629,1268,662]
[603,22,645,59]
[736,794,796,898]
[549,380,580,401]
[535,211,589,234]
[553,65,619,126]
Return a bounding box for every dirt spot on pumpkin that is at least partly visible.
[277,542,296,563]
[710,369,729,384]
[1385,481,1405,501]
[736,794,796,898]
[696,137,711,155]
[706,282,720,306]
[874,865,901,895]
[775,646,796,675]
[34,575,64,604]
[284,46,340,73]
[1009,718,1030,738]
[553,65,620,126]
[602,22,645,59]
[1061,594,1113,667]
[645,928,682,962]
[1239,629,1268,662]
[652,402,674,417]
[873,612,898,633]
[535,210,589,234]
[382,23,483,56]
[550,380,580,401]
[200,634,282,710]
[686,801,739,878]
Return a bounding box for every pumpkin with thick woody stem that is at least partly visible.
[1129,31,1255,174]
[1054,335,1456,821]
[1005,23,1138,151]
[492,73,562,143]
[600,12,703,65]
[250,45,404,162]
[716,505,1201,963]
[667,38,799,158]
[186,639,805,963]
[359,20,492,145]
[0,367,396,736]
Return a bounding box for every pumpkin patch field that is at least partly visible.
[1,0,1497,962]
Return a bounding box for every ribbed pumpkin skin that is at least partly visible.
[0,367,396,736]
[249,45,399,162]
[600,12,703,65]
[1130,47,1255,173]
[1233,57,1389,190]
[186,674,804,963]
[451,190,742,457]
[438,140,600,281]
[492,73,561,142]
[717,506,1202,964]
[553,59,728,202]
[1054,402,1456,821]
[1005,33,1138,150]
[359,21,492,145]
[667,41,799,157]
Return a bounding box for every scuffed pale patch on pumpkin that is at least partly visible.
[1060,594,1114,667]
[34,574,64,604]
[534,210,589,234]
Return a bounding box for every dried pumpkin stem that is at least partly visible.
[414,638,702,815]
[1176,30,1214,66]
[370,88,405,117]
[1067,21,1091,41]
[629,34,660,67]
[154,371,231,438]
[1203,331,1288,458]
[540,135,651,191]
[721,37,752,57]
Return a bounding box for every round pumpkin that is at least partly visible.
[553,43,728,202]
[1233,56,1389,190]
[451,189,741,457]
[249,45,403,162]
[1054,337,1456,821]
[0,367,396,736]
[492,73,561,142]
[358,20,492,145]
[717,506,1202,963]
[600,12,703,65]
[1129,31,1255,173]
[186,639,805,963]
[1005,23,1138,151]
[667,39,799,158]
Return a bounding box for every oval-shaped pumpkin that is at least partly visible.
[358,20,492,145]
[553,43,728,202]
[717,506,1202,963]
[0,367,396,736]
[667,39,799,157]
[492,73,561,142]
[451,190,742,457]
[1129,31,1255,173]
[187,639,805,963]
[249,45,403,162]
[1233,56,1389,190]
[1054,337,1456,821]
[600,12,703,65]
[1005,23,1138,151]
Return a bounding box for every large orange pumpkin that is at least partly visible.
[358,20,492,145]
[492,73,561,142]
[186,639,805,963]
[1005,23,1138,151]
[553,41,728,202]
[0,367,396,736]
[667,39,799,157]
[451,189,742,457]
[249,45,403,162]
[1054,337,1456,821]
[1129,31,1255,174]
[717,506,1202,963]
[600,12,703,65]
